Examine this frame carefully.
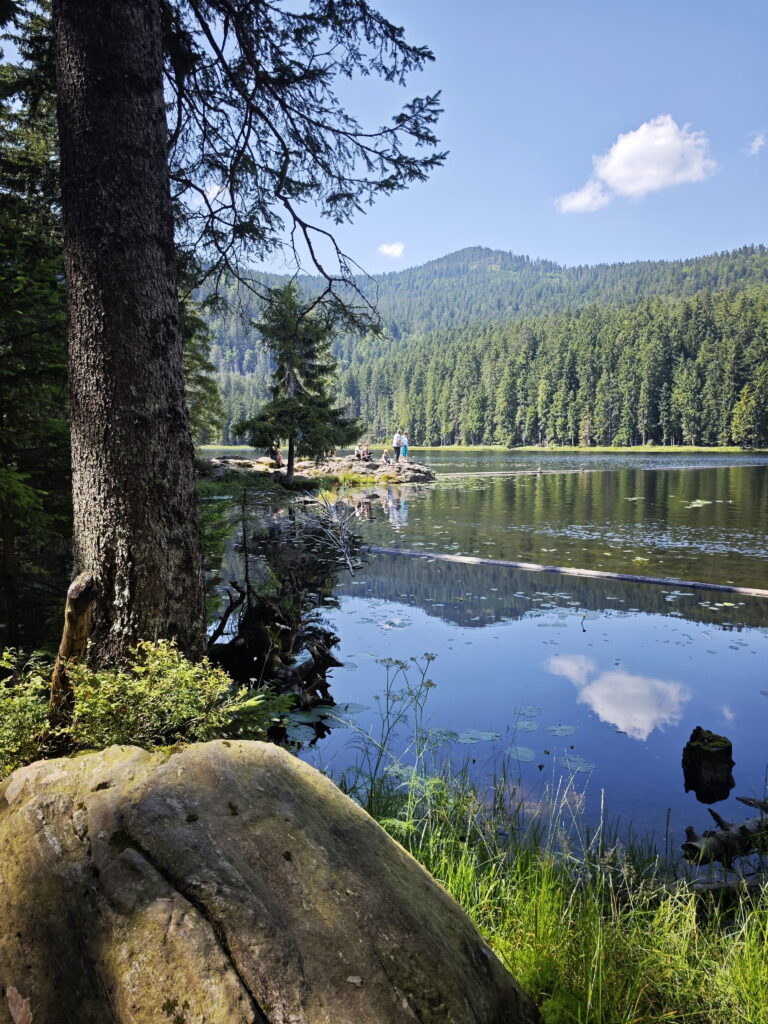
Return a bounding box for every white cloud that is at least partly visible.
[546,654,690,741]
[555,179,611,214]
[576,670,690,741]
[746,131,766,156]
[378,242,405,258]
[556,115,717,213]
[547,654,595,687]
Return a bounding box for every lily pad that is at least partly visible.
[285,723,318,744]
[558,753,596,773]
[516,720,539,732]
[456,729,501,743]
[333,703,369,715]
[507,745,536,763]
[515,705,542,718]
[545,724,578,737]
[288,708,329,724]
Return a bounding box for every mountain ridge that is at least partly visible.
[205,243,768,445]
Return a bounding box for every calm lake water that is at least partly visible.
[212,448,768,842]
[306,451,768,842]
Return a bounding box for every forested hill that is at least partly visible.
[207,245,768,445]
[212,244,768,347]
[348,244,768,337]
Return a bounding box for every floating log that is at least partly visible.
[682,796,768,868]
[49,571,98,731]
[367,546,768,599]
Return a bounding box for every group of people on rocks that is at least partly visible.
[353,429,410,465]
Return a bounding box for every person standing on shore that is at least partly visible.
[392,428,404,462]
[401,432,409,461]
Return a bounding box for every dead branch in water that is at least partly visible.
[682,796,768,868]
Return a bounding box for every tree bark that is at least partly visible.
[52,0,204,663]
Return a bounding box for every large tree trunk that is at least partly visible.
[52,0,204,663]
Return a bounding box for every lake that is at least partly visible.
[211,448,768,842]
[298,450,768,843]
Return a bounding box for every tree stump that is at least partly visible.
[49,571,98,730]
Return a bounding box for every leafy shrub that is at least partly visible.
[0,641,292,778]
[0,649,50,778]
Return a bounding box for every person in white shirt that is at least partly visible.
[392,429,404,462]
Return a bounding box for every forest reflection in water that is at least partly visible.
[314,556,768,836]
[302,458,768,837]
[347,461,768,589]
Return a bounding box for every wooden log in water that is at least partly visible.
[681,797,768,868]
[49,571,98,730]
[365,546,768,599]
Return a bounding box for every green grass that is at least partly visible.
[334,657,768,1024]
[396,790,768,1024]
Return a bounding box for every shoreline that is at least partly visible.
[201,443,768,455]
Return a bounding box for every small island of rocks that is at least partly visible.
[208,452,436,485]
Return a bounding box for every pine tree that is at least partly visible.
[237,284,360,485]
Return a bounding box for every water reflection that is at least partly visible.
[338,552,768,631]
[546,654,691,742]
[383,485,409,530]
[340,463,768,588]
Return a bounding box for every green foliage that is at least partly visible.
[236,283,360,479]
[0,641,292,778]
[0,648,49,776]
[0,10,71,648]
[180,295,224,443]
[65,640,270,748]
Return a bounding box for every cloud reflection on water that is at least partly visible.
[546,655,691,741]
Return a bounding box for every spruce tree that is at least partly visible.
[237,284,360,484]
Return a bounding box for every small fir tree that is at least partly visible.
[237,284,360,484]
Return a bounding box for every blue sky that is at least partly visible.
[290,0,767,275]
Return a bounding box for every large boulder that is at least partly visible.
[0,742,538,1024]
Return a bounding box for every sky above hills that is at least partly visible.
[278,0,767,276]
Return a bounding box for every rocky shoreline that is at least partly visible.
[208,452,436,484]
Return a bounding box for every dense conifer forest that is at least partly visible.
[207,245,768,446]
